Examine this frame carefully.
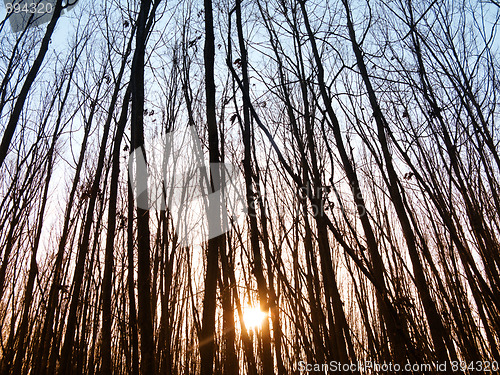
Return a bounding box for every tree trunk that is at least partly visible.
[0,0,65,168]
[199,0,222,373]
[130,0,156,374]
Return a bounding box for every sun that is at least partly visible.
[243,306,267,330]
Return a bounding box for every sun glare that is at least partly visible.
[243,306,267,330]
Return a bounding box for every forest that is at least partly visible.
[0,0,499,373]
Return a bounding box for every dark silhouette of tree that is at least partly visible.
[0,0,68,168]
[130,0,156,374]
[199,0,224,373]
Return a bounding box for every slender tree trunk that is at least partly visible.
[100,25,135,374]
[234,1,273,373]
[130,0,155,374]
[199,0,223,373]
[100,85,132,375]
[219,246,238,375]
[127,182,140,375]
[0,0,65,169]
[58,71,111,374]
